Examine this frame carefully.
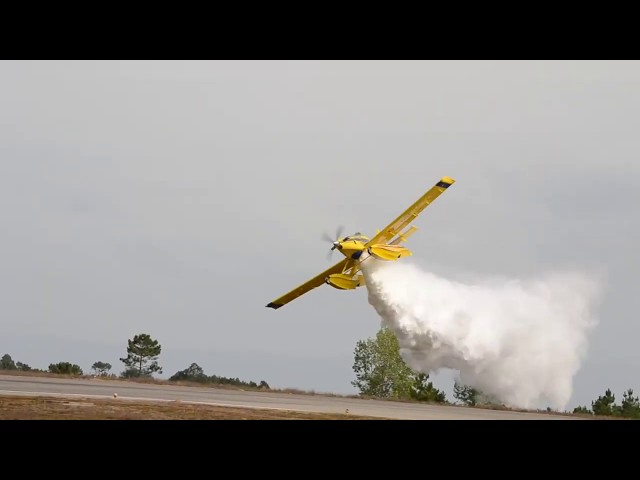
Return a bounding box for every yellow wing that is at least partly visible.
[266,258,349,309]
[365,176,455,247]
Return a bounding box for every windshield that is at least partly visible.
[346,233,369,243]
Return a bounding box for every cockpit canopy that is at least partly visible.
[343,232,369,243]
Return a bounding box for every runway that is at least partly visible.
[0,374,578,419]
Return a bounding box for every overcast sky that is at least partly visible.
[1,60,638,408]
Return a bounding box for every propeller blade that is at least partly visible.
[323,225,346,262]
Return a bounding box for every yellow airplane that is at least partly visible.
[266,176,455,310]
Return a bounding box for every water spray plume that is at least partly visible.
[360,254,602,411]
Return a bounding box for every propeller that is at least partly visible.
[322,225,345,260]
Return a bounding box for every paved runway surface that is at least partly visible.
[0,374,577,419]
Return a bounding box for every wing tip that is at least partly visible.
[266,302,283,309]
[436,176,455,188]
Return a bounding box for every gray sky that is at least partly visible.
[1,60,638,408]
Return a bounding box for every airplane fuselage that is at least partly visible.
[335,238,367,260]
[334,234,412,262]
[323,233,413,291]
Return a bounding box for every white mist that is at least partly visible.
[360,254,601,411]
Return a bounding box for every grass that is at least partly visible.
[0,369,359,396]
[0,395,387,420]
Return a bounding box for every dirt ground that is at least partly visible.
[0,395,386,420]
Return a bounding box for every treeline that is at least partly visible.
[0,332,269,391]
[1,354,38,372]
[573,388,640,419]
[1,353,81,375]
[169,362,270,389]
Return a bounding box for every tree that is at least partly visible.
[170,363,207,382]
[619,389,640,419]
[15,361,31,371]
[453,381,481,406]
[592,388,616,416]
[48,362,83,375]
[91,361,112,376]
[351,328,447,402]
[1,354,16,370]
[573,405,592,415]
[411,372,447,403]
[119,333,162,378]
[352,328,414,398]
